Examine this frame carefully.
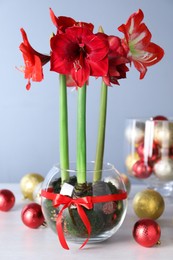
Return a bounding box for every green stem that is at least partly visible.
[94,81,108,182]
[77,84,87,184]
[59,74,69,183]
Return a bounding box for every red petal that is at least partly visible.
[87,34,109,61]
[49,8,94,33]
[118,9,144,37]
[131,23,152,49]
[66,74,78,87]
[143,42,164,66]
[49,8,76,32]
[102,76,111,86]
[50,52,72,74]
[89,57,108,76]
[131,42,164,78]
[71,61,90,87]
[133,60,147,79]
[31,55,43,81]
[50,35,74,74]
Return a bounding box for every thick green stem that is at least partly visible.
[59,74,69,183]
[77,85,87,184]
[94,81,108,181]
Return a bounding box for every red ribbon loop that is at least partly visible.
[41,189,127,250]
[52,193,93,210]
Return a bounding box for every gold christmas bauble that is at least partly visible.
[125,153,140,175]
[133,189,165,220]
[20,173,44,201]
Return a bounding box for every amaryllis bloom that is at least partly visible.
[49,8,94,33]
[19,28,50,90]
[101,34,129,86]
[118,9,164,79]
[50,26,109,87]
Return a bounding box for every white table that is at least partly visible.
[0,183,173,260]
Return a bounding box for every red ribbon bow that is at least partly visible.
[41,190,127,250]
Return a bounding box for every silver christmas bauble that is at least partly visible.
[154,122,173,148]
[154,158,173,181]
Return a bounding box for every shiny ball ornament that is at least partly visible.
[152,115,168,121]
[153,158,173,181]
[20,173,44,201]
[125,125,144,144]
[133,219,161,247]
[0,189,15,211]
[132,160,153,179]
[136,142,160,163]
[133,189,165,220]
[169,146,173,159]
[21,202,45,228]
[125,153,140,175]
[154,122,173,147]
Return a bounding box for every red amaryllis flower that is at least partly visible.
[118,9,164,79]
[19,28,50,90]
[101,34,129,86]
[50,26,109,87]
[49,8,94,33]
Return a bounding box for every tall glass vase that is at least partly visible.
[124,118,173,196]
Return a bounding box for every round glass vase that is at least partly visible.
[41,161,127,247]
[124,118,173,196]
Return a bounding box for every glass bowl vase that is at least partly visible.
[124,117,173,196]
[41,161,127,249]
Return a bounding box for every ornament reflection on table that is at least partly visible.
[124,116,173,196]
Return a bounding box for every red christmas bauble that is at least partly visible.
[133,219,161,247]
[21,202,45,228]
[152,115,168,121]
[132,159,153,179]
[136,142,160,163]
[169,146,173,159]
[0,189,15,211]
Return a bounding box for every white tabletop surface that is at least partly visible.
[0,183,173,260]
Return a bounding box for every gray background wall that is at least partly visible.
[0,0,172,182]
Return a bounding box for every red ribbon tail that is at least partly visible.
[76,205,91,249]
[56,205,69,250]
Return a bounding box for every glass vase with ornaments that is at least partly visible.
[124,116,173,196]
